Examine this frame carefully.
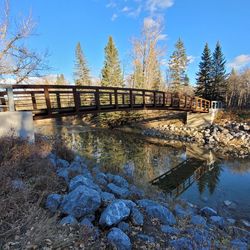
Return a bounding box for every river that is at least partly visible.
[35,120,250,221]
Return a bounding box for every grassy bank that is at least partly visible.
[0,136,82,249]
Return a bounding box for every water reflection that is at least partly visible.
[35,121,250,219]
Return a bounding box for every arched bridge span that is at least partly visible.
[0,84,210,120]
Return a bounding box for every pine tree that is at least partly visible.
[168,38,189,90]
[74,42,91,86]
[195,43,213,100]
[211,41,227,101]
[55,74,67,85]
[101,36,123,87]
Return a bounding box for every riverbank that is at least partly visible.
[1,136,249,249]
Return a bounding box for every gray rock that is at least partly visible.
[137,199,176,225]
[107,183,130,198]
[231,239,248,250]
[11,179,25,190]
[106,173,115,182]
[99,200,130,227]
[129,185,144,199]
[191,215,207,226]
[131,207,144,226]
[57,168,70,183]
[136,234,155,243]
[241,219,250,228]
[118,222,130,233]
[227,218,236,225]
[117,199,136,209]
[59,215,78,225]
[160,225,180,235]
[101,191,116,206]
[113,175,129,188]
[57,158,70,169]
[46,194,62,213]
[84,214,95,222]
[107,227,131,250]
[174,204,190,218]
[209,216,225,228]
[200,206,217,217]
[169,237,193,250]
[224,200,232,206]
[95,172,108,186]
[69,175,100,192]
[60,185,101,218]
[80,218,94,228]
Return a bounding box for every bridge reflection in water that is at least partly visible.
[151,157,216,198]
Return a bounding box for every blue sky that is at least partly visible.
[9,0,250,84]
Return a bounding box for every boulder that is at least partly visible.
[57,158,70,169]
[231,239,248,250]
[200,207,217,217]
[59,215,78,225]
[131,207,144,226]
[118,222,130,233]
[60,185,101,218]
[160,225,180,235]
[101,192,116,206]
[46,194,62,213]
[129,185,144,199]
[99,200,130,227]
[241,219,250,228]
[107,227,131,250]
[209,216,225,228]
[169,237,193,250]
[107,183,130,198]
[57,168,70,183]
[137,199,176,225]
[68,175,101,192]
[191,215,207,226]
[95,172,108,186]
[80,218,94,228]
[112,175,129,188]
[136,234,155,243]
[174,204,190,218]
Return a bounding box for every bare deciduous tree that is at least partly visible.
[0,0,48,84]
[130,17,165,90]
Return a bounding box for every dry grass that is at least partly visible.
[0,135,68,248]
[214,110,250,124]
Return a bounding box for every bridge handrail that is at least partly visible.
[0,84,210,118]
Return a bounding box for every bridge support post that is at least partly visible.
[6,87,15,112]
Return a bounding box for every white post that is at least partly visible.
[7,87,15,111]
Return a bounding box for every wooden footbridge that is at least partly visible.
[0,84,210,120]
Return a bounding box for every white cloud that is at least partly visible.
[111,13,118,21]
[144,16,158,29]
[122,6,130,12]
[146,0,174,13]
[228,54,250,69]
[187,55,196,64]
[127,5,142,18]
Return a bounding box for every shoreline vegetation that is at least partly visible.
[1,126,249,249]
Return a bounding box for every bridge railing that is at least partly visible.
[0,84,210,118]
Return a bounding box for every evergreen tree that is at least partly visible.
[55,74,67,85]
[74,42,91,86]
[211,41,227,101]
[168,38,189,90]
[101,36,123,87]
[195,43,213,100]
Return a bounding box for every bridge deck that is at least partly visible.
[0,85,210,120]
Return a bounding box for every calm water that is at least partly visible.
[35,120,250,220]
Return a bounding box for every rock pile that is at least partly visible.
[142,122,250,158]
[46,154,250,249]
